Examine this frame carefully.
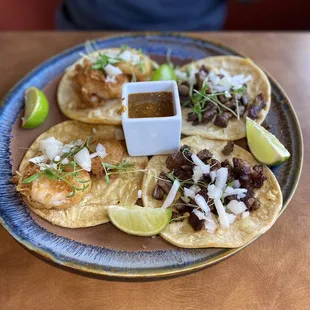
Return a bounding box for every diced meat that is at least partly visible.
[210,158,221,171]
[201,105,217,124]
[248,93,267,119]
[222,141,235,156]
[173,166,193,180]
[218,94,229,104]
[214,112,233,128]
[157,172,173,194]
[240,187,261,211]
[225,100,236,109]
[153,185,165,200]
[187,112,198,122]
[175,200,194,214]
[201,173,212,184]
[166,150,189,170]
[179,84,189,97]
[251,165,267,188]
[224,194,238,205]
[241,93,249,105]
[221,159,235,183]
[233,158,252,175]
[136,198,143,206]
[238,105,246,116]
[197,187,209,201]
[197,149,213,163]
[188,212,205,231]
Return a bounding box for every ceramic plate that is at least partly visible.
[0,34,303,278]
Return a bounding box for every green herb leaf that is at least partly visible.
[120,44,129,53]
[22,173,41,184]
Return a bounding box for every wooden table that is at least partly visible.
[0,32,309,310]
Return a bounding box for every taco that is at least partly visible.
[57,47,153,125]
[15,120,148,228]
[176,56,271,140]
[142,136,282,248]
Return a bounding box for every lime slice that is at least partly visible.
[108,205,172,236]
[151,64,176,81]
[22,87,49,129]
[246,117,290,165]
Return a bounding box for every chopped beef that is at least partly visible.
[240,187,261,211]
[214,111,233,128]
[233,158,252,175]
[188,212,205,231]
[197,149,213,162]
[179,84,190,97]
[153,185,165,200]
[199,65,209,75]
[262,122,272,131]
[221,159,235,183]
[210,158,221,171]
[175,200,194,214]
[201,104,217,124]
[136,198,143,206]
[238,105,246,116]
[241,93,249,105]
[251,165,267,188]
[224,194,238,205]
[197,187,209,201]
[201,173,212,184]
[222,141,235,156]
[166,149,190,170]
[248,93,267,119]
[225,100,236,109]
[157,172,173,194]
[173,166,193,180]
[195,71,207,90]
[218,94,229,104]
[187,112,198,122]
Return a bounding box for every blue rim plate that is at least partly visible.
[0,34,303,278]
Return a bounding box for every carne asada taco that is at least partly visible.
[142,136,282,248]
[176,56,271,140]
[15,120,148,228]
[57,47,153,125]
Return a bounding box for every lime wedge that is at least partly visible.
[108,205,172,236]
[246,117,290,165]
[151,64,176,81]
[22,87,49,129]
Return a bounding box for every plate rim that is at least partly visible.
[0,32,303,278]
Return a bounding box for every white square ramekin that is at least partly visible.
[121,81,182,156]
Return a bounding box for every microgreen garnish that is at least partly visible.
[120,44,129,53]
[91,53,122,71]
[101,161,134,184]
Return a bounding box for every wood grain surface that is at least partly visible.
[0,32,309,310]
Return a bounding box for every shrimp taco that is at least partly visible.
[57,47,153,125]
[14,121,148,228]
[176,56,271,140]
[142,136,282,248]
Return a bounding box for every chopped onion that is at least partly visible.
[209,171,216,183]
[132,54,141,65]
[191,154,210,173]
[226,213,237,224]
[192,209,206,220]
[227,200,247,215]
[137,189,142,199]
[54,155,61,162]
[192,209,217,232]
[184,187,195,199]
[61,158,69,165]
[189,185,201,194]
[192,166,203,183]
[241,211,250,219]
[207,184,223,200]
[119,50,132,62]
[215,167,228,190]
[233,179,241,188]
[105,64,122,76]
[223,186,247,199]
[162,179,180,209]
[175,69,187,81]
[194,194,210,214]
[214,199,230,229]
[28,155,48,165]
[74,147,91,172]
[106,75,116,83]
[89,152,98,159]
[96,143,107,158]
[39,137,63,160]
